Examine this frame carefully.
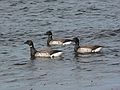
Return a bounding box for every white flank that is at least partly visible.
[35,52,50,57]
[78,48,92,53]
[92,47,102,52]
[50,52,63,58]
[63,41,72,45]
[50,41,62,45]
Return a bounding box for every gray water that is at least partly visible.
[0,0,120,90]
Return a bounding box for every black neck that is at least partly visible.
[30,44,37,59]
[74,41,80,52]
[47,35,52,46]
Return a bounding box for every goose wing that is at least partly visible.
[80,45,103,50]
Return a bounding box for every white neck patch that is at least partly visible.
[29,45,32,47]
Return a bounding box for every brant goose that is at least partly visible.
[45,31,73,46]
[72,37,103,54]
[24,40,63,59]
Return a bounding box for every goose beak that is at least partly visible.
[44,33,48,35]
[24,41,27,44]
[44,33,52,36]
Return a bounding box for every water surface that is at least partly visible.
[0,0,120,90]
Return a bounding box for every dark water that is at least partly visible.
[0,0,120,90]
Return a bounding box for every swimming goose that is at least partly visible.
[72,37,103,54]
[45,31,73,46]
[24,40,63,59]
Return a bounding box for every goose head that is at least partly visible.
[45,31,52,36]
